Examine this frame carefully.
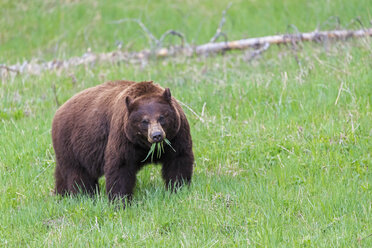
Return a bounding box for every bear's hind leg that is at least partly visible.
[55,164,68,195]
[55,157,99,196]
[66,166,99,195]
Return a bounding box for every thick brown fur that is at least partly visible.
[52,81,194,204]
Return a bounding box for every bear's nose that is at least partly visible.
[151,131,164,143]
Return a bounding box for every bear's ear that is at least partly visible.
[163,88,172,102]
[125,96,132,111]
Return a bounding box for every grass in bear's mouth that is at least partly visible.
[142,138,176,162]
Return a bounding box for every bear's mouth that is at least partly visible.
[137,132,168,149]
[139,137,162,149]
[141,138,176,162]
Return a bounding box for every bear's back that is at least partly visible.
[51,80,138,177]
[53,80,164,125]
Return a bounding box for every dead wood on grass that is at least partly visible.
[1,28,371,77]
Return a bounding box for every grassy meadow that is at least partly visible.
[1,0,371,247]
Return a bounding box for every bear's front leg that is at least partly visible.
[105,164,137,203]
[104,135,137,205]
[162,153,194,191]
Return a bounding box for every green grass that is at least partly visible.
[1,0,371,247]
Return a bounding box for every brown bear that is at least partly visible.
[52,80,194,204]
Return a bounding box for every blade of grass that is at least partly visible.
[164,138,176,152]
[157,142,162,158]
[141,143,156,162]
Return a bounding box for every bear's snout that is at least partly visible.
[151,131,164,142]
[148,123,165,143]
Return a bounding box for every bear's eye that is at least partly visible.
[158,115,165,125]
[141,119,149,126]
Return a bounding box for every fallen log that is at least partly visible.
[1,28,371,77]
[193,28,372,54]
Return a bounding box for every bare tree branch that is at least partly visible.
[157,30,186,48]
[52,83,60,107]
[347,17,365,29]
[244,43,270,61]
[109,18,159,47]
[0,65,20,73]
[209,3,232,43]
[317,16,341,31]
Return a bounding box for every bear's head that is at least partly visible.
[124,88,181,148]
